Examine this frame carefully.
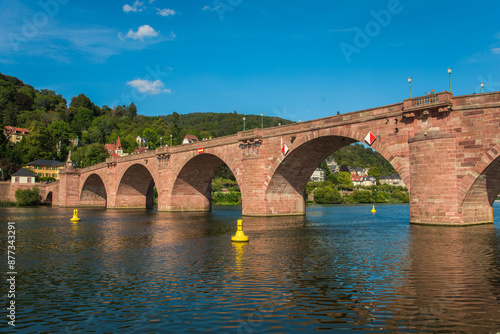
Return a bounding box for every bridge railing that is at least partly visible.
[403,91,453,112]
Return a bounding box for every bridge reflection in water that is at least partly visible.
[4,204,500,332]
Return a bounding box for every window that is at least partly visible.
[15,177,19,183]
[27,177,31,183]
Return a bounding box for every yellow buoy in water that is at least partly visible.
[231,219,249,242]
[371,205,376,213]
[70,209,81,222]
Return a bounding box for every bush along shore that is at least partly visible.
[208,178,409,206]
[306,181,409,204]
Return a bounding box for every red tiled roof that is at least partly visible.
[132,147,148,154]
[4,126,30,134]
[184,134,198,142]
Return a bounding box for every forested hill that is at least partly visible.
[0,72,395,180]
[331,143,396,177]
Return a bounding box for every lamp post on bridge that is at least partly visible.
[408,77,412,98]
[448,67,452,92]
[170,134,172,147]
[481,82,485,93]
[260,113,263,129]
[243,117,246,131]
[160,136,162,147]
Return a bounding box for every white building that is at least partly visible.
[11,168,37,184]
[310,168,325,182]
[183,135,199,144]
[136,136,149,147]
[380,174,405,187]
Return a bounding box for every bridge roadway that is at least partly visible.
[45,91,500,225]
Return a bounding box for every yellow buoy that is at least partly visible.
[371,205,376,213]
[70,209,81,222]
[231,219,249,242]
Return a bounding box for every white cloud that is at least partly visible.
[202,5,222,11]
[123,1,145,13]
[123,25,159,41]
[126,79,171,95]
[157,8,175,16]
[491,48,500,54]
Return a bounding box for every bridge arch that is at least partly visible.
[45,191,53,205]
[116,164,155,209]
[265,130,409,215]
[80,174,107,207]
[459,143,500,223]
[169,153,241,211]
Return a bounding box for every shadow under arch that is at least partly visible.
[116,164,155,209]
[45,191,53,205]
[459,145,500,223]
[80,174,107,207]
[170,153,239,212]
[265,134,407,215]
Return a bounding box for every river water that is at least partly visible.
[1,203,500,333]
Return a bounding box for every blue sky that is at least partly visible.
[1,0,499,121]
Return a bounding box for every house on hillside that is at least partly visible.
[11,168,37,184]
[380,174,405,187]
[352,175,376,187]
[24,159,65,180]
[105,137,128,157]
[310,168,325,182]
[183,135,199,144]
[326,158,339,173]
[4,126,30,144]
[136,136,149,147]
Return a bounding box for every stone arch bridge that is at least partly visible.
[49,91,500,226]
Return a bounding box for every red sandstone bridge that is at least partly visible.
[43,91,500,225]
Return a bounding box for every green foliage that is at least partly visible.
[352,190,372,203]
[72,143,108,167]
[391,189,409,203]
[332,143,396,177]
[337,172,352,186]
[213,164,236,181]
[0,201,16,207]
[15,187,41,206]
[368,166,381,182]
[17,124,55,164]
[314,185,343,204]
[212,191,241,205]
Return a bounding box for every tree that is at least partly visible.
[352,190,372,203]
[69,93,93,110]
[320,160,332,181]
[142,128,158,146]
[73,107,94,133]
[90,116,115,142]
[18,124,55,163]
[15,187,41,206]
[337,171,352,185]
[72,143,107,167]
[171,111,181,144]
[126,102,138,118]
[0,118,7,158]
[314,186,343,204]
[368,166,381,182]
